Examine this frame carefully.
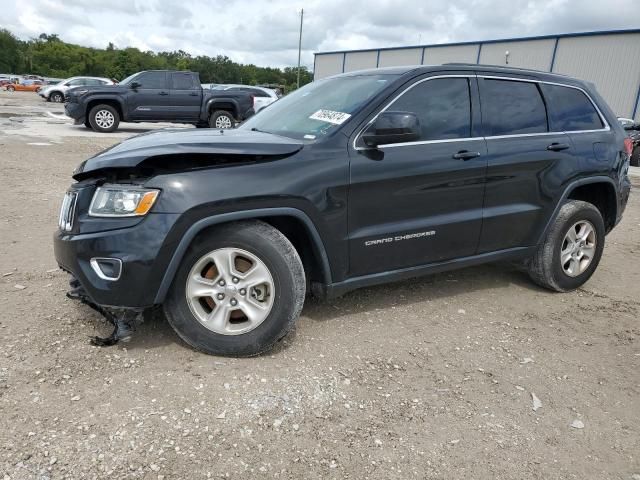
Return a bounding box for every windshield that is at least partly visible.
[119,73,139,85]
[240,74,399,140]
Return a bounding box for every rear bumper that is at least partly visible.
[54,213,181,308]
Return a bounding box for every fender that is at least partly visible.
[153,207,333,304]
[205,96,241,117]
[536,175,618,245]
[85,95,127,120]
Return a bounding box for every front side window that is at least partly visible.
[481,79,548,136]
[540,84,603,131]
[135,72,166,89]
[240,74,399,141]
[389,78,471,141]
[67,79,85,86]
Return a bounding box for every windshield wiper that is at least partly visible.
[250,127,272,134]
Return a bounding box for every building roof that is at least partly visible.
[314,28,640,56]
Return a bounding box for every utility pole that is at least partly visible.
[297,8,304,89]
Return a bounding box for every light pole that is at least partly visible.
[297,8,304,89]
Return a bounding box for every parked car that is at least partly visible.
[619,117,640,166]
[211,84,279,112]
[64,70,255,132]
[4,80,43,92]
[54,64,631,355]
[38,76,116,103]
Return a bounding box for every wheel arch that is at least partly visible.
[538,176,619,244]
[153,208,332,304]
[87,97,124,121]
[207,98,239,118]
[49,90,64,100]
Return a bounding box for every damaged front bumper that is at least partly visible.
[54,212,181,309]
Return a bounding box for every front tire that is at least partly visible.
[50,91,64,103]
[7,86,15,92]
[527,200,605,292]
[88,104,120,133]
[164,221,306,356]
[208,110,235,129]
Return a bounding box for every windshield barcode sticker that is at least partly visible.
[309,109,351,125]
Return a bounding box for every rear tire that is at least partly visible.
[631,146,640,167]
[164,221,306,356]
[50,91,64,103]
[527,200,605,292]
[88,104,120,133]
[208,110,235,129]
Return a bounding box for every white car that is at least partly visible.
[39,76,116,103]
[210,84,278,112]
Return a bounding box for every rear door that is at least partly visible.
[476,76,577,253]
[169,72,201,121]
[127,72,171,120]
[348,74,487,277]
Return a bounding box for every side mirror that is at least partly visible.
[130,81,141,89]
[618,117,637,131]
[362,111,420,147]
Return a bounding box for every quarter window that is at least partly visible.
[390,78,471,141]
[540,84,603,131]
[481,79,548,136]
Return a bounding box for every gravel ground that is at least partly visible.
[1,90,639,479]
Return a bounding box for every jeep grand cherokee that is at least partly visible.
[54,64,632,356]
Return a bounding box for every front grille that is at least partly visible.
[58,191,78,231]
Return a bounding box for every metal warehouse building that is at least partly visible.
[313,29,640,121]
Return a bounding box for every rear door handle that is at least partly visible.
[159,91,169,96]
[547,142,570,151]
[453,150,481,160]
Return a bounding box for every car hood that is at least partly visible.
[73,128,304,179]
[67,84,128,97]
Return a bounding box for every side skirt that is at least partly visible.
[320,246,536,299]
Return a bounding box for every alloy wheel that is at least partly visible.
[560,220,597,277]
[94,110,115,129]
[185,248,275,335]
[215,115,233,129]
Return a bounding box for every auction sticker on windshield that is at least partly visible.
[309,109,351,125]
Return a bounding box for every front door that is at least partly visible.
[348,75,487,277]
[127,71,170,120]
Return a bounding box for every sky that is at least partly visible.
[2,0,639,69]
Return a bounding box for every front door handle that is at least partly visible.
[189,92,198,96]
[453,150,481,160]
[159,91,169,96]
[547,142,570,151]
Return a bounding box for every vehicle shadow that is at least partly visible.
[302,262,544,323]
[76,262,542,355]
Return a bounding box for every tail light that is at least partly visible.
[624,137,633,156]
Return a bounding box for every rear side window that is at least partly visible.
[136,72,166,89]
[390,78,471,141]
[540,84,603,131]
[481,79,547,136]
[172,73,195,90]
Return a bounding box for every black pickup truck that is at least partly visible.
[64,70,255,132]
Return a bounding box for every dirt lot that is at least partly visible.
[1,90,639,479]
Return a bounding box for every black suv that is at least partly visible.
[54,64,632,356]
[64,70,255,133]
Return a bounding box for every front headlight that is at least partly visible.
[89,185,159,217]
